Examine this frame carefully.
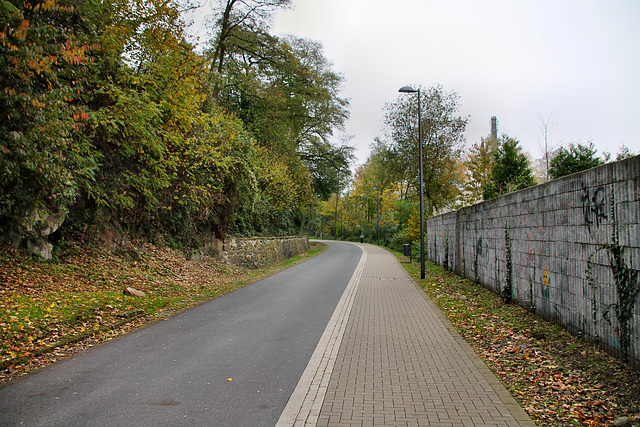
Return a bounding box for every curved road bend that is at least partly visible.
[0,241,362,427]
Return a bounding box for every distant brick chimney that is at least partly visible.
[490,116,498,140]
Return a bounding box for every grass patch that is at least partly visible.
[0,241,327,382]
[393,249,640,426]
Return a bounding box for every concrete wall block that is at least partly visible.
[555,241,569,259]
[613,179,631,205]
[522,185,538,201]
[628,247,640,271]
[563,190,576,211]
[558,176,580,195]
[595,162,615,186]
[618,201,632,225]
[587,221,611,244]
[510,238,523,256]
[613,155,640,184]
[573,224,590,245]
[528,212,542,229]
[577,259,590,280]
[569,205,584,228]
[555,209,569,226]
[618,222,632,247]
[624,201,640,225]
[541,209,554,227]
[535,195,548,213]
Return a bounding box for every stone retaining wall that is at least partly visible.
[194,236,309,269]
[426,155,640,366]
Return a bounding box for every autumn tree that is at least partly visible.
[203,0,354,233]
[69,0,252,240]
[461,136,495,206]
[2,0,263,244]
[207,0,291,100]
[208,0,291,71]
[75,0,267,240]
[0,0,99,226]
[84,0,192,221]
[300,138,354,200]
[348,153,392,232]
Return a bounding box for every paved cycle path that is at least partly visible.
[279,243,535,427]
[0,241,363,427]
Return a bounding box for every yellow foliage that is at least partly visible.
[255,147,306,211]
[406,211,421,242]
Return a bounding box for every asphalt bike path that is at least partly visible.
[0,241,362,427]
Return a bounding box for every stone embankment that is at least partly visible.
[193,235,310,269]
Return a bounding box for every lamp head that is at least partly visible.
[398,85,418,93]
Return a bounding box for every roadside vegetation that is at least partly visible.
[0,240,327,384]
[1,0,353,255]
[395,251,640,427]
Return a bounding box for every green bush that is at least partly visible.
[389,229,412,252]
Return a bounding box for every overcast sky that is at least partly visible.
[186,0,640,166]
[266,0,640,165]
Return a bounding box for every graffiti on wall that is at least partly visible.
[427,157,640,366]
[582,184,608,232]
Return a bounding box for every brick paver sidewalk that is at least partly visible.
[278,243,534,427]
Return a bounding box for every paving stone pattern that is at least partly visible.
[316,245,534,427]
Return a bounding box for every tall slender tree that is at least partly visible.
[383,84,467,214]
[536,112,561,181]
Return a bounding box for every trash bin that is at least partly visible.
[403,244,412,257]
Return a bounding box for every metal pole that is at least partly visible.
[418,89,425,279]
[334,192,339,240]
[377,189,380,246]
[398,85,425,279]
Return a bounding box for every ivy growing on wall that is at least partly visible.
[460,225,465,275]
[502,224,513,303]
[433,237,437,266]
[587,187,640,361]
[474,237,482,284]
[444,236,450,271]
[529,264,536,313]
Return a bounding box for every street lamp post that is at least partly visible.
[376,188,380,246]
[398,85,425,280]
